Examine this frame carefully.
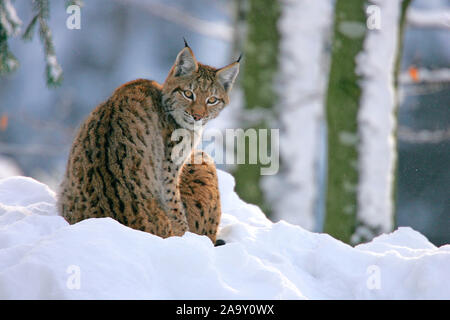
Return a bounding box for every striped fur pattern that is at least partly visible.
[58,46,239,243]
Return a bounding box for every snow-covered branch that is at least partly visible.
[397,126,450,144]
[407,8,450,29]
[399,68,450,84]
[0,0,22,74]
[0,0,22,37]
[0,143,67,156]
[112,0,233,42]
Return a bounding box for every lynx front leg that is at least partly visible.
[160,161,190,236]
[161,181,189,236]
[179,150,222,244]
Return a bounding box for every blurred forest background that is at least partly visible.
[0,0,448,245]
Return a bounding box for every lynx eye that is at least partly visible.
[206,96,219,105]
[182,90,194,100]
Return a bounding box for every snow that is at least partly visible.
[407,8,450,29]
[354,0,402,243]
[263,0,333,231]
[46,54,63,82]
[0,170,449,299]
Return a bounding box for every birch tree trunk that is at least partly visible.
[262,0,334,231]
[352,0,411,244]
[324,0,411,244]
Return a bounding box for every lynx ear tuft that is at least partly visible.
[173,47,198,77]
[183,37,189,48]
[216,62,239,93]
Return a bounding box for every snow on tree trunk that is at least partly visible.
[324,0,411,244]
[262,0,334,230]
[352,0,411,244]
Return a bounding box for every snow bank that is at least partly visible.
[0,172,449,299]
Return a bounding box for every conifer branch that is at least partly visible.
[0,0,63,86]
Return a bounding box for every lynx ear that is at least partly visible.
[173,47,198,77]
[216,62,239,93]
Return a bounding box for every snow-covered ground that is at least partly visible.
[0,170,448,299]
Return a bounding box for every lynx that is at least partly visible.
[57,42,239,245]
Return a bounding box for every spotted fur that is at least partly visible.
[58,45,239,243]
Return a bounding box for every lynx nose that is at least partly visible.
[192,113,203,121]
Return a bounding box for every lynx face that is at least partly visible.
[162,46,239,130]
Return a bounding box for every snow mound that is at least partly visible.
[0,172,449,299]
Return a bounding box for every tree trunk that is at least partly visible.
[324,0,412,244]
[352,0,412,244]
[392,0,412,225]
[262,0,334,231]
[323,0,366,243]
[232,0,280,215]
